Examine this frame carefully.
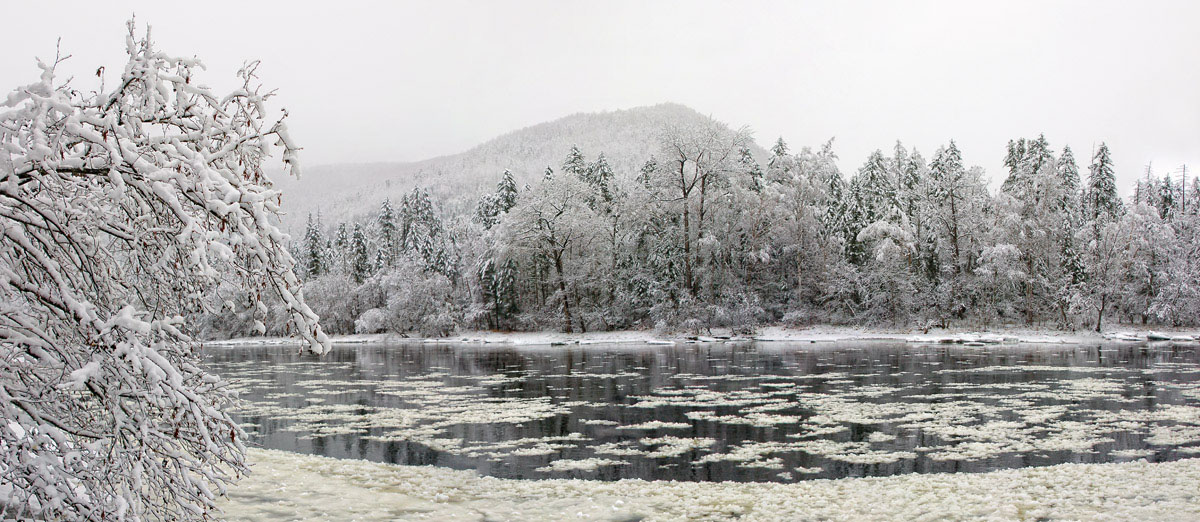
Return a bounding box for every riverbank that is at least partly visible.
[204,325,1200,349]
[221,448,1200,521]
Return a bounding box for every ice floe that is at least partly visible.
[221,449,1200,521]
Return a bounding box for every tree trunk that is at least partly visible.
[554,251,573,333]
[683,199,694,295]
[1025,257,1035,324]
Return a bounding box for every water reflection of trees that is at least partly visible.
[206,342,1200,482]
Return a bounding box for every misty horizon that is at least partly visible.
[1,1,1197,193]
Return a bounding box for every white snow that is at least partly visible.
[221,449,1200,521]
[203,325,1200,349]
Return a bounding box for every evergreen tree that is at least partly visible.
[1087,142,1122,222]
[496,169,519,212]
[477,170,520,230]
[333,222,350,272]
[1003,134,1054,199]
[373,249,385,273]
[845,150,898,264]
[350,222,372,283]
[477,257,520,329]
[562,145,587,176]
[377,198,398,267]
[1191,176,1200,215]
[1160,174,1176,218]
[302,212,326,278]
[583,152,615,206]
[928,142,968,271]
[476,194,498,229]
[1027,135,1055,181]
[739,146,763,192]
[771,137,789,159]
[1002,138,1028,193]
[638,157,657,188]
[496,259,520,322]
[1057,145,1081,217]
[477,258,498,328]
[814,139,848,239]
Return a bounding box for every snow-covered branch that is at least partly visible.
[0,21,327,520]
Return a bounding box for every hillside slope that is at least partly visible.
[274,103,766,231]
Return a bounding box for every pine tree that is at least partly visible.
[1027,135,1054,180]
[1191,176,1200,215]
[1057,145,1081,217]
[1087,142,1122,222]
[497,259,519,322]
[333,222,350,272]
[845,150,896,264]
[477,258,498,328]
[477,257,520,329]
[477,170,520,230]
[739,146,763,192]
[583,152,614,205]
[1002,138,1028,193]
[1003,135,1054,200]
[350,222,372,283]
[1160,174,1176,218]
[771,137,789,159]
[928,141,967,271]
[562,145,587,176]
[302,212,326,278]
[377,198,398,267]
[638,157,657,188]
[496,169,518,212]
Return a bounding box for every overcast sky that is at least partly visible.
[2,1,1198,191]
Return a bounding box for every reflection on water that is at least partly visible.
[203,341,1200,482]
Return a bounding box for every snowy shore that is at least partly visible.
[222,449,1200,521]
[204,325,1200,349]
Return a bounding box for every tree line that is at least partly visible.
[272,120,1200,337]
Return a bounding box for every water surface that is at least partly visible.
[204,341,1200,482]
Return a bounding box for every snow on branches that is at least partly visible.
[0,21,328,520]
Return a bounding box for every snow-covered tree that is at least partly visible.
[332,222,350,271]
[350,222,372,283]
[655,119,750,296]
[476,170,519,230]
[562,144,587,176]
[844,150,899,265]
[856,217,917,324]
[377,198,398,267]
[0,23,328,520]
[1057,146,1081,198]
[583,151,615,206]
[302,212,328,278]
[496,169,518,212]
[1087,142,1122,222]
[501,172,600,332]
[771,137,789,158]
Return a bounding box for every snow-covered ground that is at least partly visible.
[203,325,1200,349]
[222,449,1200,521]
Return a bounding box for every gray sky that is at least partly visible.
[3,0,1198,192]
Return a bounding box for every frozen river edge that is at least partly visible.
[223,448,1200,521]
[204,325,1200,349]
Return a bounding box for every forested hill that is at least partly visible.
[273,103,767,232]
[205,105,1200,342]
